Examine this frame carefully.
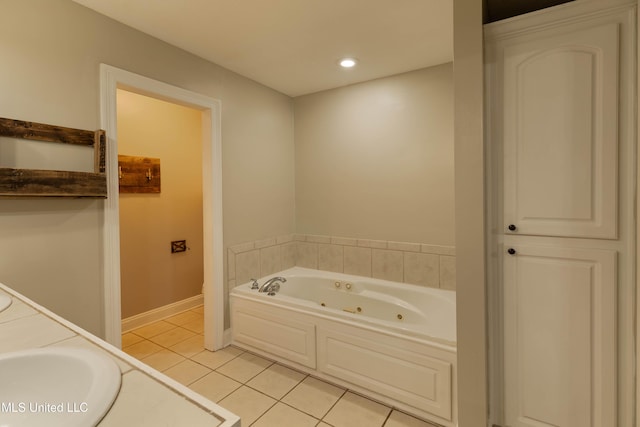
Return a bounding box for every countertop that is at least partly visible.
[0,282,240,427]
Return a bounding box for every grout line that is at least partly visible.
[184,368,213,387]
[186,351,239,372]
[213,383,243,404]
[320,389,349,425]
[246,395,278,427]
[317,388,348,425]
[275,399,321,424]
[277,372,309,402]
[241,369,307,402]
[210,366,254,384]
[381,408,393,427]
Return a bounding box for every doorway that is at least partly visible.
[100,64,224,351]
[117,89,204,330]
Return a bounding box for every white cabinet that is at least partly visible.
[485,1,635,426]
[501,19,620,239]
[502,245,616,426]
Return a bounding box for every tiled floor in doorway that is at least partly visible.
[122,306,440,427]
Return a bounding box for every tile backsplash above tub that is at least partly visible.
[228,235,456,291]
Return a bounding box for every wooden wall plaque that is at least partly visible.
[0,118,107,198]
[118,155,161,193]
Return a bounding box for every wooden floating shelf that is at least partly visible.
[0,118,107,198]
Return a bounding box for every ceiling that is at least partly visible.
[72,0,574,96]
[72,0,453,97]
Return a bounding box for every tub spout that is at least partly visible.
[259,277,287,293]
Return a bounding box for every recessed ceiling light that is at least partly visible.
[339,58,357,68]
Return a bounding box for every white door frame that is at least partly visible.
[99,64,224,350]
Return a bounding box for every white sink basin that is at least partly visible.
[0,294,11,313]
[0,347,121,427]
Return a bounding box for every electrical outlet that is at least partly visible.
[171,240,186,253]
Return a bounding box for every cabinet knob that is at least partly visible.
[507,248,516,255]
[507,224,517,231]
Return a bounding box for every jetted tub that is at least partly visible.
[230,267,457,426]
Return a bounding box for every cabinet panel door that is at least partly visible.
[503,21,619,238]
[317,327,453,422]
[231,301,316,368]
[503,245,616,427]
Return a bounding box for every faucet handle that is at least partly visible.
[250,278,259,290]
[267,283,280,296]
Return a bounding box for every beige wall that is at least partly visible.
[0,0,295,336]
[453,0,488,425]
[294,64,454,246]
[117,90,204,318]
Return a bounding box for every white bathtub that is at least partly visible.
[230,267,457,426]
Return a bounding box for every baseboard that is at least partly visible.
[122,294,204,333]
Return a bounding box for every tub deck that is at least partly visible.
[233,268,456,346]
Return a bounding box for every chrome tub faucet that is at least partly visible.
[258,277,287,295]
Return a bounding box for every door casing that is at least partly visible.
[99,64,224,350]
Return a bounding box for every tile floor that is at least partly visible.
[122,306,440,427]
